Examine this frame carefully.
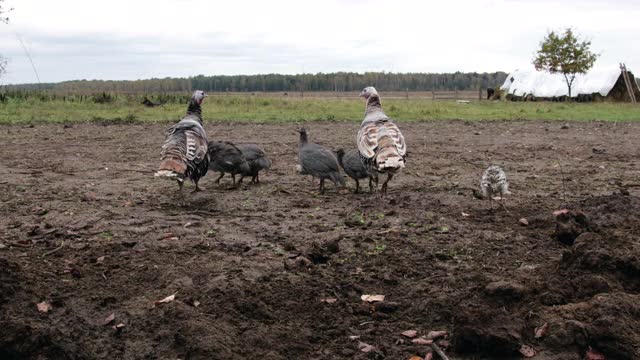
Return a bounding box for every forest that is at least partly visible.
[3,71,509,93]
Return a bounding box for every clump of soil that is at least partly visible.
[554,210,593,245]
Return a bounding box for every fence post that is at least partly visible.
[478,87,482,101]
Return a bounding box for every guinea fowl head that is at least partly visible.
[297,127,309,144]
[359,86,379,99]
[336,149,345,165]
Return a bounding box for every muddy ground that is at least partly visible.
[1,120,639,360]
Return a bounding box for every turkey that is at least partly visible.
[356,86,406,193]
[236,144,272,184]
[336,148,371,193]
[297,128,345,193]
[207,141,250,187]
[155,90,209,192]
[473,165,510,210]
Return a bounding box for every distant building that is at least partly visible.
[500,66,640,102]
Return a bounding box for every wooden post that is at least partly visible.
[620,63,637,104]
[478,87,482,101]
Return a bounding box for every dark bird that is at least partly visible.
[155,90,209,192]
[473,165,510,210]
[297,128,345,193]
[141,97,164,107]
[356,86,407,193]
[207,141,250,187]
[236,144,272,184]
[336,148,371,193]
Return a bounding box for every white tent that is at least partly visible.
[500,66,625,98]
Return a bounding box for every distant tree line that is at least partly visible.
[5,72,510,93]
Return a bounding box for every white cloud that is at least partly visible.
[0,0,638,83]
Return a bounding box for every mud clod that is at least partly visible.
[554,210,592,245]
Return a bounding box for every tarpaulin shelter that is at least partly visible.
[500,66,640,102]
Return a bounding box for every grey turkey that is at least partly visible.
[297,128,345,193]
[473,165,510,210]
[336,148,371,193]
[155,90,209,192]
[356,86,407,193]
[207,141,250,187]
[236,144,272,184]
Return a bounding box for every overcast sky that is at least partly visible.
[0,0,638,84]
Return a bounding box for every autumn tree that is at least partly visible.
[533,28,598,99]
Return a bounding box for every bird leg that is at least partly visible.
[177,180,184,192]
[354,179,360,194]
[369,176,378,193]
[238,175,245,184]
[215,173,224,184]
[499,193,509,213]
[192,179,205,193]
[231,174,236,187]
[381,173,394,194]
[319,178,325,194]
[254,174,259,183]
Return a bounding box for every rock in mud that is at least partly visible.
[284,255,313,270]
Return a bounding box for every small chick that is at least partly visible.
[474,165,510,210]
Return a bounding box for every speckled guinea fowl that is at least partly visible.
[356,86,406,193]
[207,141,250,187]
[155,90,209,192]
[336,148,371,193]
[297,128,345,194]
[236,144,272,184]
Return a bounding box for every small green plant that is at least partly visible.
[206,229,216,237]
[100,231,113,241]
[352,211,365,224]
[366,240,387,256]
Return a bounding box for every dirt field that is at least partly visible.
[1,120,639,360]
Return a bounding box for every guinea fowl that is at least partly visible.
[155,90,209,192]
[297,128,345,193]
[236,144,272,184]
[207,141,250,187]
[336,148,371,193]
[356,86,407,193]
[473,165,511,210]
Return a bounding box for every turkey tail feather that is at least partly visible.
[156,158,187,179]
[375,134,405,172]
